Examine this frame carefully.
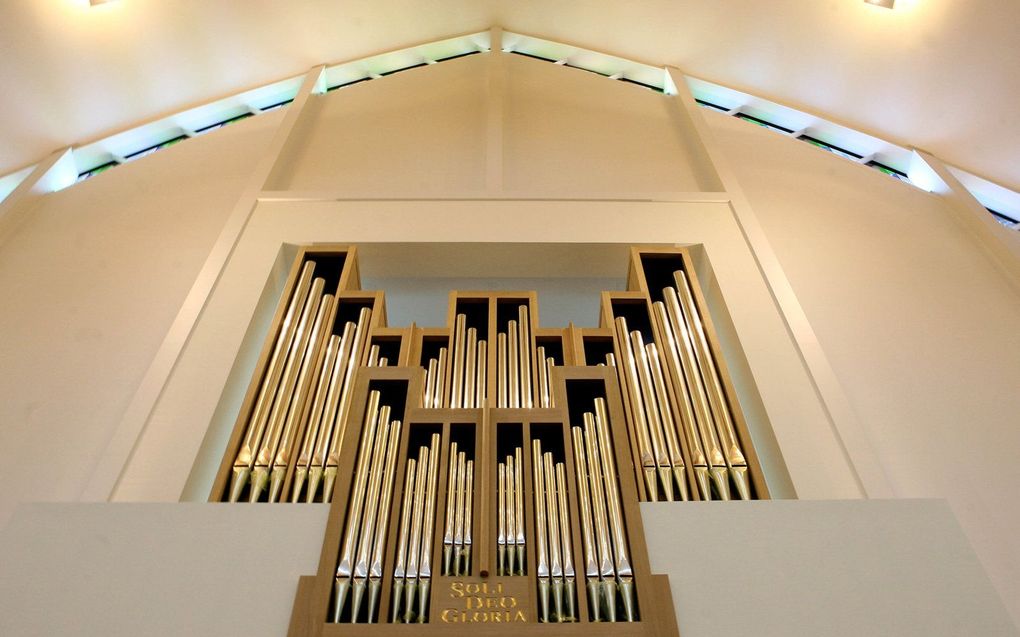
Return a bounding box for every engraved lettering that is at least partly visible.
[442,580,528,623]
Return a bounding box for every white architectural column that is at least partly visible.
[486,26,505,194]
[80,66,327,502]
[910,149,1020,293]
[664,66,894,499]
[0,148,76,246]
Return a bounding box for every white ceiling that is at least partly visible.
[2,0,1018,192]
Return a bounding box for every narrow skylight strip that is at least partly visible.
[735,112,795,134]
[380,62,429,76]
[2,28,1017,215]
[866,160,910,183]
[241,76,304,112]
[322,31,488,90]
[508,50,558,63]
[326,76,371,92]
[344,28,955,202]
[987,208,1019,228]
[123,134,188,161]
[76,160,119,182]
[65,74,304,190]
[797,134,863,160]
[696,99,731,113]
[685,74,915,178]
[617,76,665,93]
[194,112,254,135]
[433,50,482,63]
[503,30,665,90]
[563,62,610,77]
[948,166,1020,225]
[505,24,921,176]
[259,98,294,112]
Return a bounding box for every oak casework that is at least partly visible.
[209,244,771,634]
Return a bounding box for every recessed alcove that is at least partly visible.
[184,240,795,505]
[357,242,628,328]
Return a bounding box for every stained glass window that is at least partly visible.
[987,208,1019,228]
[433,50,481,63]
[735,113,794,134]
[326,77,371,92]
[380,63,428,77]
[260,98,294,112]
[75,160,118,183]
[865,160,911,183]
[798,135,862,160]
[124,135,187,161]
[617,76,665,93]
[508,50,558,63]
[696,99,729,113]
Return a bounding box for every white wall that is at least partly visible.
[266,54,488,193]
[706,109,1020,621]
[643,500,1017,636]
[265,52,717,195]
[0,111,280,526]
[132,198,827,505]
[1,500,1012,636]
[0,52,1017,627]
[502,54,719,193]
[0,503,328,637]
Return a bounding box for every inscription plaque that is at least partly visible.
[436,577,532,624]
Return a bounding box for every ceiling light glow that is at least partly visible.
[864,0,895,8]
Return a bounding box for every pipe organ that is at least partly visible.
[210,245,770,635]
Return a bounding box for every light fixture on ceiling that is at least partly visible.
[89,0,118,5]
[864,0,895,7]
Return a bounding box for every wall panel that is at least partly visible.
[0,112,281,526]
[707,109,1020,623]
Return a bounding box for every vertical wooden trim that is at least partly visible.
[285,576,318,637]
[488,296,498,408]
[565,324,584,366]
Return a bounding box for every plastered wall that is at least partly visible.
[265,54,488,193]
[0,111,280,526]
[0,53,1017,624]
[706,109,1020,621]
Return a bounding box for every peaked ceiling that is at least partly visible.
[2,0,1018,192]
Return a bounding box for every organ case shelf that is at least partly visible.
[207,243,774,636]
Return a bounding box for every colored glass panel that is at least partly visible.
[260,99,294,112]
[124,135,188,161]
[798,135,862,160]
[866,161,911,183]
[696,99,729,113]
[987,208,1019,228]
[75,161,118,182]
[195,112,253,134]
[735,113,794,133]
